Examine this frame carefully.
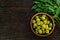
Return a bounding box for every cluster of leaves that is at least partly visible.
[32,0,60,23]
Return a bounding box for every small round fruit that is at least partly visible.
[35,29,39,34]
[45,25,49,30]
[44,20,47,24]
[42,24,46,30]
[49,23,52,27]
[32,20,36,23]
[48,27,52,30]
[38,29,42,34]
[41,15,46,20]
[46,30,49,34]
[42,15,46,17]
[37,21,40,25]
[36,18,40,22]
[40,21,43,25]
[36,26,41,30]
[35,16,39,19]
[33,23,37,28]
[47,21,50,24]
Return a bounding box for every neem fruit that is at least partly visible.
[32,15,53,35]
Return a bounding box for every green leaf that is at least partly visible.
[57,0,60,6]
[32,5,37,9]
[49,6,54,12]
[34,1,40,3]
[56,6,60,15]
[35,8,41,12]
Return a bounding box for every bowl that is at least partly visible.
[30,12,55,37]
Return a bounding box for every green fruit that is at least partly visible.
[45,25,49,30]
[42,17,45,20]
[32,20,36,23]
[40,21,43,25]
[48,27,52,30]
[43,20,47,24]
[49,23,52,27]
[47,21,50,24]
[38,29,42,34]
[37,21,40,25]
[33,23,37,28]
[36,18,40,22]
[42,15,46,17]
[42,24,46,30]
[36,26,41,30]
[35,29,39,33]
[46,30,49,34]
[41,15,46,20]
[35,16,39,19]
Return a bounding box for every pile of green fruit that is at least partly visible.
[32,15,52,34]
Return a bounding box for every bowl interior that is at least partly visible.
[30,12,55,37]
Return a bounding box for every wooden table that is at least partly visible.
[0,0,60,40]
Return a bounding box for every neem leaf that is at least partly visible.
[34,1,40,3]
[56,6,60,15]
[40,0,52,5]
[35,8,41,12]
[32,5,37,9]
[57,0,60,6]
[49,6,54,12]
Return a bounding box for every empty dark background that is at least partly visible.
[0,0,60,40]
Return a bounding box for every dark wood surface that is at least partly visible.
[0,0,60,40]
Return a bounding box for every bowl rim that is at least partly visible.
[30,12,55,37]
